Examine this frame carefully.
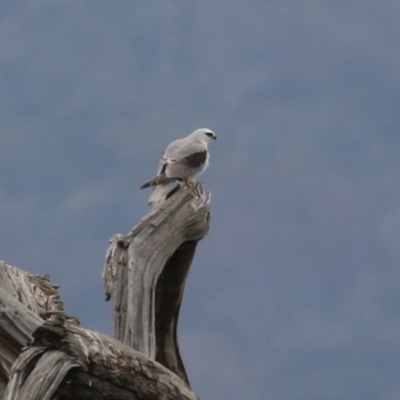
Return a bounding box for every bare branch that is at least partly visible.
[103,184,211,384]
[0,183,210,399]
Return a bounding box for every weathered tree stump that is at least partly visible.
[0,184,211,399]
[103,183,211,385]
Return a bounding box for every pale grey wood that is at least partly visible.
[0,261,59,318]
[103,183,211,384]
[4,348,79,400]
[0,260,63,387]
[0,258,199,399]
[0,286,43,383]
[4,318,197,400]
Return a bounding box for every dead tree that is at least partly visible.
[0,184,210,399]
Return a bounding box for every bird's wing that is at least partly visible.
[152,137,187,176]
[163,140,208,178]
[140,137,207,190]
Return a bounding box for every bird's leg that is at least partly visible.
[183,178,195,187]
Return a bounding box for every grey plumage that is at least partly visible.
[140,128,217,205]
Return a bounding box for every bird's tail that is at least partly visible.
[148,182,181,207]
[140,175,176,189]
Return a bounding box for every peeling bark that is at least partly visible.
[0,184,210,399]
[103,184,210,385]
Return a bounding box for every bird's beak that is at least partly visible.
[213,136,217,140]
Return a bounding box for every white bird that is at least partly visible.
[140,128,217,204]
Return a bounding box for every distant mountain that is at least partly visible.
[0,2,399,399]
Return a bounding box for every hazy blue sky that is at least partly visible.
[1,2,400,399]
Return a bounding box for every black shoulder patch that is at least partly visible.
[182,151,207,168]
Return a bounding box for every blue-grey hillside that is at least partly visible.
[0,2,400,399]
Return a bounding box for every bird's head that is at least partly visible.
[191,128,217,144]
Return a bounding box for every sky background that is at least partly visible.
[1,1,400,399]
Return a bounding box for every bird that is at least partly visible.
[140,128,217,204]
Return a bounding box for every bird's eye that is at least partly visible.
[206,132,214,137]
